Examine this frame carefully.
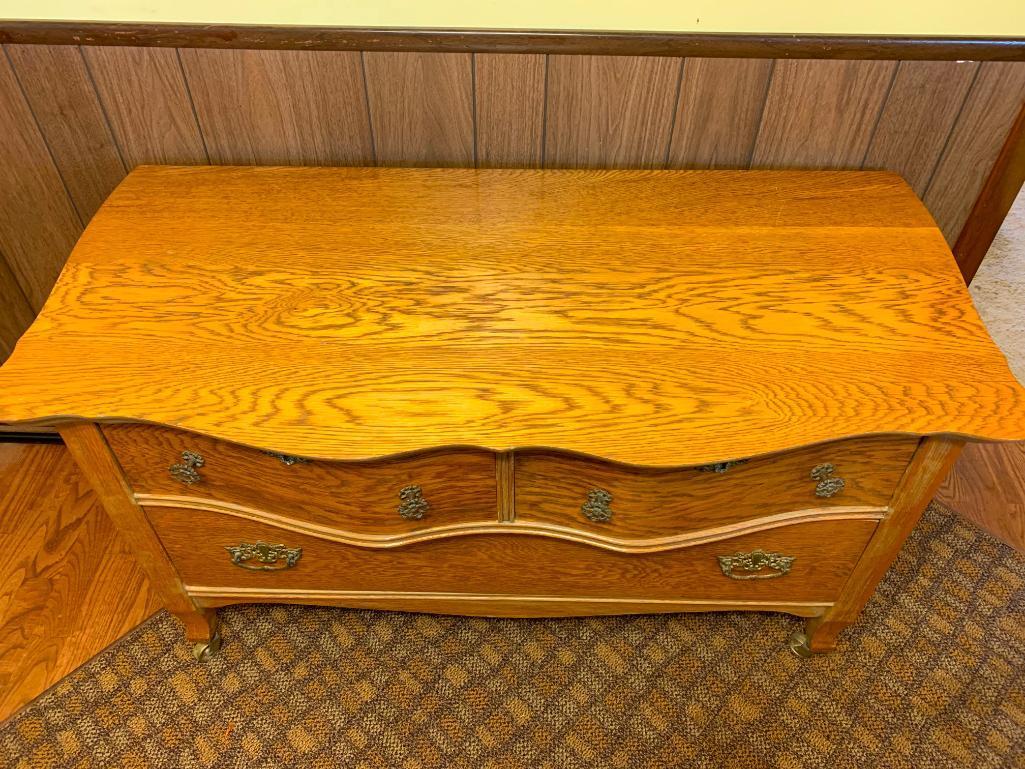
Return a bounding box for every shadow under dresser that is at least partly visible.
[1,166,1023,659]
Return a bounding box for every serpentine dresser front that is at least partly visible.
[2,166,1023,660]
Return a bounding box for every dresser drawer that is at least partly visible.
[103,424,498,535]
[514,436,917,540]
[147,506,877,606]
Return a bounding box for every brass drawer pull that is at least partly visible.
[698,459,748,474]
[169,450,204,485]
[264,450,309,466]
[717,549,794,580]
[226,541,302,571]
[811,463,846,498]
[581,488,613,522]
[398,485,429,520]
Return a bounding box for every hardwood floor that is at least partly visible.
[0,442,159,722]
[937,440,1025,552]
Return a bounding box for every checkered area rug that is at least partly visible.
[3,502,1024,769]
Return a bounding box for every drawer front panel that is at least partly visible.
[147,506,877,605]
[514,436,917,539]
[104,423,498,534]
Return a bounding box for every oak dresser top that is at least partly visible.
[1,166,1023,465]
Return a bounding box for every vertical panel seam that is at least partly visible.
[859,61,902,169]
[922,62,984,199]
[3,44,85,228]
[359,51,379,166]
[540,54,551,169]
[747,58,777,169]
[175,48,212,164]
[0,242,35,320]
[78,45,128,173]
[470,53,479,168]
[662,58,686,169]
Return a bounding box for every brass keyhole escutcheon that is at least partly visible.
[398,485,429,520]
[581,488,613,522]
[169,450,204,485]
[811,463,846,498]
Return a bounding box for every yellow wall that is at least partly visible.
[4,0,1025,36]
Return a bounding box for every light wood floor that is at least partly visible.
[0,439,1021,722]
[0,442,159,722]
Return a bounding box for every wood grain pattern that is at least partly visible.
[0,49,83,309]
[2,166,1024,465]
[0,256,33,361]
[954,100,1025,283]
[58,423,213,643]
[515,437,915,538]
[5,44,127,222]
[82,46,208,167]
[925,62,1025,244]
[544,55,682,168]
[803,437,963,652]
[104,422,499,535]
[0,442,158,722]
[862,61,979,196]
[178,48,374,166]
[2,22,1025,62]
[363,52,474,167]
[751,59,897,169]
[474,53,546,168]
[188,588,827,619]
[938,441,1025,552]
[667,58,773,169]
[147,505,878,606]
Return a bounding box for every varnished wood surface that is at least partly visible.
[937,441,1025,552]
[0,443,159,722]
[2,166,1024,465]
[0,50,1023,349]
[105,423,499,535]
[954,101,1025,284]
[188,588,828,619]
[2,23,1025,61]
[514,436,916,538]
[803,437,963,652]
[148,505,878,605]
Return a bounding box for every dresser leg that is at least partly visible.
[790,438,964,657]
[789,616,850,657]
[184,609,221,662]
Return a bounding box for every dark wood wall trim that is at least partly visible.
[0,22,1024,60]
[954,100,1025,283]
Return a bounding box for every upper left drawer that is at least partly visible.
[102,423,499,535]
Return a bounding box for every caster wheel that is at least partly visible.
[788,631,813,658]
[192,632,222,662]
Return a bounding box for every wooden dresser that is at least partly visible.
[2,167,1023,660]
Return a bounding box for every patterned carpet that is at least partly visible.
[2,503,1023,769]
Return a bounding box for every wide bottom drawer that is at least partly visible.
[148,506,876,606]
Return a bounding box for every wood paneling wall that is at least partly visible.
[1,46,1024,358]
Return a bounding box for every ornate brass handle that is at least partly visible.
[811,463,846,498]
[226,541,302,570]
[717,549,794,580]
[698,459,748,474]
[581,488,613,522]
[398,485,429,520]
[169,450,204,485]
[263,450,308,466]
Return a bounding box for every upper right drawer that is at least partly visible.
[513,436,919,540]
